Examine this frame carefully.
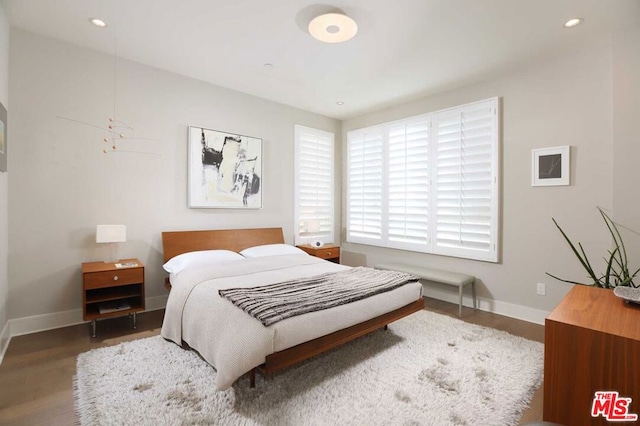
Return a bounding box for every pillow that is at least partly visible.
[162,250,244,274]
[239,244,307,258]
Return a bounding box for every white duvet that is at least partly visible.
[161,254,423,390]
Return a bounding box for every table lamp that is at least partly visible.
[96,224,126,263]
[304,220,324,247]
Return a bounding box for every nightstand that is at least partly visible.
[82,259,145,337]
[296,244,340,263]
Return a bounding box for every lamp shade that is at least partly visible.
[305,219,321,235]
[96,225,127,243]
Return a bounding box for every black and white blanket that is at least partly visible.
[219,267,419,326]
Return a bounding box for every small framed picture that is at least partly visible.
[532,146,570,187]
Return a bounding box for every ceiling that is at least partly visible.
[2,0,640,119]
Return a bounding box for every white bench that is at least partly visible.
[375,263,477,317]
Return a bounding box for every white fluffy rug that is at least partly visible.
[74,310,543,425]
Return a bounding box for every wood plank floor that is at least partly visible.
[0,299,544,425]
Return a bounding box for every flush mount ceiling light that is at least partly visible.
[90,18,107,28]
[563,18,583,28]
[308,13,358,43]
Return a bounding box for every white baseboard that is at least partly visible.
[0,320,10,365]
[477,297,549,325]
[8,295,169,338]
[422,286,549,325]
[9,308,85,337]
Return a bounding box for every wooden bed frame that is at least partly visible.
[161,227,424,387]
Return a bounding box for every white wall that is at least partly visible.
[5,24,639,332]
[342,37,617,322]
[612,26,640,272]
[0,3,10,356]
[7,30,340,325]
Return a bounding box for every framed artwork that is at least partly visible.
[0,101,6,173]
[532,146,570,187]
[188,126,263,208]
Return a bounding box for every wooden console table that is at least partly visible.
[544,285,640,425]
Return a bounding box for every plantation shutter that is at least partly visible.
[387,119,430,248]
[433,99,498,260]
[347,128,383,243]
[345,97,499,262]
[294,125,334,245]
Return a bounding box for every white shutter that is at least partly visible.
[433,99,498,261]
[345,97,499,262]
[347,128,383,243]
[294,125,334,245]
[387,119,430,248]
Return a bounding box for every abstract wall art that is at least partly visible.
[188,126,262,208]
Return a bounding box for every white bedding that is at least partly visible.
[161,254,423,390]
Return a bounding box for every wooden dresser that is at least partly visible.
[544,285,640,425]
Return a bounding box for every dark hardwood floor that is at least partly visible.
[0,299,544,425]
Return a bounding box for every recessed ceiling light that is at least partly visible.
[308,13,358,43]
[563,18,583,28]
[263,63,274,68]
[90,18,107,28]
[336,101,345,106]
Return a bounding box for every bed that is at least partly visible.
[160,227,424,390]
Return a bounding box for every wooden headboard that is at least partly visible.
[161,227,285,263]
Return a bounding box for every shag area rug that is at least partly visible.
[74,310,543,425]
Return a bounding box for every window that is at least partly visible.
[347,127,383,241]
[294,125,335,245]
[346,98,499,262]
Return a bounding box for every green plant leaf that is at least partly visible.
[551,218,600,284]
[599,207,631,283]
[604,246,620,288]
[545,272,591,286]
[548,209,638,288]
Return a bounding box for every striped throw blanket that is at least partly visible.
[218,267,419,326]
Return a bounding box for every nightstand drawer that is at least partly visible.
[314,247,340,260]
[84,268,144,290]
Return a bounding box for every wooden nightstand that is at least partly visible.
[296,244,340,263]
[82,258,145,337]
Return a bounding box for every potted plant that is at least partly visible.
[547,207,640,289]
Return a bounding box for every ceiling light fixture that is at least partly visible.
[563,18,583,28]
[336,101,345,105]
[308,13,358,43]
[90,18,108,28]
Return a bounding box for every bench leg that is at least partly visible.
[458,285,463,317]
[250,368,256,388]
[472,281,477,310]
